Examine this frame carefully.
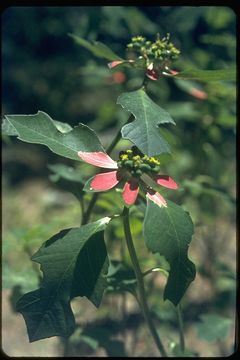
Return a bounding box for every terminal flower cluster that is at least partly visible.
[78,147,178,207]
[108,33,180,81]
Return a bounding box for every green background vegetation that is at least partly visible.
[2,6,236,357]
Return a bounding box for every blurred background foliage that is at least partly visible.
[2,6,236,357]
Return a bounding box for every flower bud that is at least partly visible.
[139,164,152,172]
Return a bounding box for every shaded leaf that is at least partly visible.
[3,111,104,160]
[117,89,175,156]
[16,217,111,341]
[196,314,233,342]
[48,163,85,184]
[107,260,137,294]
[173,68,236,82]
[170,343,199,357]
[16,288,75,342]
[143,199,196,305]
[82,326,127,357]
[69,34,123,61]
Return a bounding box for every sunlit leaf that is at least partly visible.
[3,111,104,160]
[117,89,175,156]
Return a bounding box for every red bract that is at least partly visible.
[78,151,178,207]
[146,63,159,81]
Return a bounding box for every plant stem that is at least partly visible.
[122,206,168,357]
[177,303,185,354]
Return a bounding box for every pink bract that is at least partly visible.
[90,170,121,191]
[108,60,124,69]
[122,179,139,205]
[155,175,178,189]
[78,151,118,169]
[146,189,167,207]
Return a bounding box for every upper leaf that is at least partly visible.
[117,89,175,156]
[3,111,104,160]
[170,68,236,82]
[69,34,123,61]
[2,116,72,136]
[16,217,111,341]
[143,199,196,306]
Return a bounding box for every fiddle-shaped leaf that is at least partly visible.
[3,111,104,161]
[143,199,196,306]
[117,89,175,156]
[16,217,111,342]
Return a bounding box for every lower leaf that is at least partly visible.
[16,288,75,342]
[143,199,196,305]
[16,218,111,342]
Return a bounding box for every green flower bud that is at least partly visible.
[151,165,161,173]
[139,164,152,172]
[125,160,134,168]
[135,169,143,177]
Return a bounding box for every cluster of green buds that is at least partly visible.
[127,33,180,68]
[117,146,161,178]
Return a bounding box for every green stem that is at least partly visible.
[177,304,185,354]
[122,207,168,357]
[81,193,98,225]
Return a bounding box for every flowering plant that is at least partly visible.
[2,32,236,356]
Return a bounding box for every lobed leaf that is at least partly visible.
[16,288,75,342]
[143,199,196,306]
[117,89,175,156]
[16,217,111,341]
[3,111,104,161]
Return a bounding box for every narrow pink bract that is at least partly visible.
[146,190,167,207]
[122,180,139,205]
[155,175,178,189]
[108,60,124,69]
[90,171,120,191]
[78,151,118,169]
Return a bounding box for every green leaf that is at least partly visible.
[69,34,123,61]
[3,111,104,160]
[48,163,85,184]
[2,116,72,136]
[143,200,196,306]
[16,217,111,341]
[16,288,75,342]
[107,260,137,295]
[170,343,199,357]
[117,89,175,156]
[196,314,233,342]
[2,117,18,136]
[173,68,236,82]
